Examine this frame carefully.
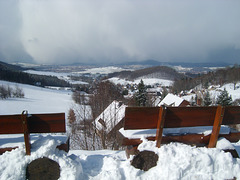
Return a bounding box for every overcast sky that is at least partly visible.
[0,0,240,65]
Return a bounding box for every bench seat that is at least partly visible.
[120,125,231,139]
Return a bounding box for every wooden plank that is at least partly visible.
[22,111,31,155]
[122,131,240,148]
[208,106,225,148]
[124,107,159,130]
[164,106,218,128]
[161,134,210,147]
[219,132,240,143]
[28,113,66,133]
[156,106,166,148]
[124,106,218,130]
[122,134,211,147]
[56,138,70,152]
[0,115,23,134]
[222,106,240,125]
[0,147,18,155]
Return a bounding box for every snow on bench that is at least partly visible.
[0,111,69,155]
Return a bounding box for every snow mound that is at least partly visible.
[136,139,240,180]
[72,139,240,180]
[0,136,82,180]
[1,136,240,180]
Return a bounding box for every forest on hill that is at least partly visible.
[172,65,240,93]
[0,61,70,87]
[108,66,185,81]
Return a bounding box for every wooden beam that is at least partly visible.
[22,111,31,155]
[208,106,225,148]
[0,147,18,155]
[156,106,167,148]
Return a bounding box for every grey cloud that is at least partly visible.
[0,0,33,63]
[0,0,240,65]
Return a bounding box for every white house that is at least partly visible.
[94,100,127,134]
[158,93,190,107]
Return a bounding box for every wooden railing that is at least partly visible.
[0,111,68,155]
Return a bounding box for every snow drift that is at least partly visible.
[0,136,240,180]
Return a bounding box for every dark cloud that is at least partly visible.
[0,0,240,65]
[0,0,33,63]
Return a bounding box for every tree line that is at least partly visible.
[172,65,240,93]
[0,84,24,99]
[0,62,70,87]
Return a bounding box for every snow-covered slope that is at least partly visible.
[0,80,73,115]
[108,77,173,86]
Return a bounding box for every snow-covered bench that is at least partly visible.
[0,111,69,155]
[120,106,240,157]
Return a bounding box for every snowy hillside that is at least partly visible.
[1,80,240,179]
[108,77,173,86]
[0,80,73,115]
[182,82,240,103]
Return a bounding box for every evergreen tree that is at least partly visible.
[203,91,212,106]
[216,88,232,106]
[135,79,147,107]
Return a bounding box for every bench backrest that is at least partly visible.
[123,106,240,148]
[125,106,240,130]
[0,113,66,134]
[0,111,66,155]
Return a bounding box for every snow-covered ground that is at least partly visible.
[24,70,88,85]
[1,80,240,179]
[0,80,73,115]
[108,77,173,86]
[1,135,240,180]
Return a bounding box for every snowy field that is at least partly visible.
[0,80,73,115]
[24,70,88,85]
[1,80,240,179]
[25,68,173,87]
[108,77,173,86]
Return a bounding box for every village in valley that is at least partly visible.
[1,61,240,179]
[64,63,240,151]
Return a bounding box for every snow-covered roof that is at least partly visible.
[158,93,186,107]
[94,100,126,134]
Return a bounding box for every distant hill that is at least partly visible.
[117,59,231,68]
[108,66,186,81]
[0,61,27,71]
[172,65,240,93]
[0,61,70,87]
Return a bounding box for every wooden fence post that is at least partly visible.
[208,106,225,148]
[22,111,31,155]
[156,106,167,148]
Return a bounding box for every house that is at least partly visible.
[94,100,127,135]
[157,93,190,107]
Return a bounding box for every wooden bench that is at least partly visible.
[0,111,69,155]
[121,106,240,156]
